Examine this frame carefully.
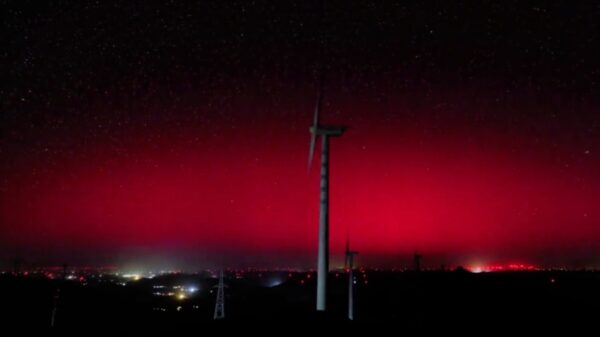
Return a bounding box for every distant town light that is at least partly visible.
[123,273,142,281]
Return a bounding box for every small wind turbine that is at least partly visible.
[50,263,68,327]
[50,287,60,327]
[345,238,359,320]
[213,270,226,320]
[414,251,422,272]
[308,80,346,312]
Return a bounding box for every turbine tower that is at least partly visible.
[308,82,346,311]
[50,287,60,327]
[213,270,225,320]
[51,263,68,327]
[345,239,359,320]
[414,251,422,272]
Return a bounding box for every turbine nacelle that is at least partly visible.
[308,125,346,171]
[309,125,346,137]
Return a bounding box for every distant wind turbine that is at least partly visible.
[345,238,359,320]
[213,270,226,320]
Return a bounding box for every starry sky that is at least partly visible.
[1,1,599,269]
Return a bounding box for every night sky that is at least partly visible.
[1,1,599,269]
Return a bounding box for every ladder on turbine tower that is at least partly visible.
[213,270,225,320]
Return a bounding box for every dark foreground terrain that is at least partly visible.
[3,270,599,327]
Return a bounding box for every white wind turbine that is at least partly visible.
[308,82,346,312]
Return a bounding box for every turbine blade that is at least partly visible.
[308,133,317,171]
[345,233,350,268]
[313,89,321,127]
[345,227,349,252]
[307,85,322,171]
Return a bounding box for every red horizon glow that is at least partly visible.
[1,96,599,268]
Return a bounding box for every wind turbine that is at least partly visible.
[345,238,359,320]
[213,270,226,320]
[308,81,346,312]
[414,251,422,272]
[50,263,68,327]
[50,287,60,327]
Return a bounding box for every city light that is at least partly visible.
[122,274,142,281]
[468,263,539,273]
